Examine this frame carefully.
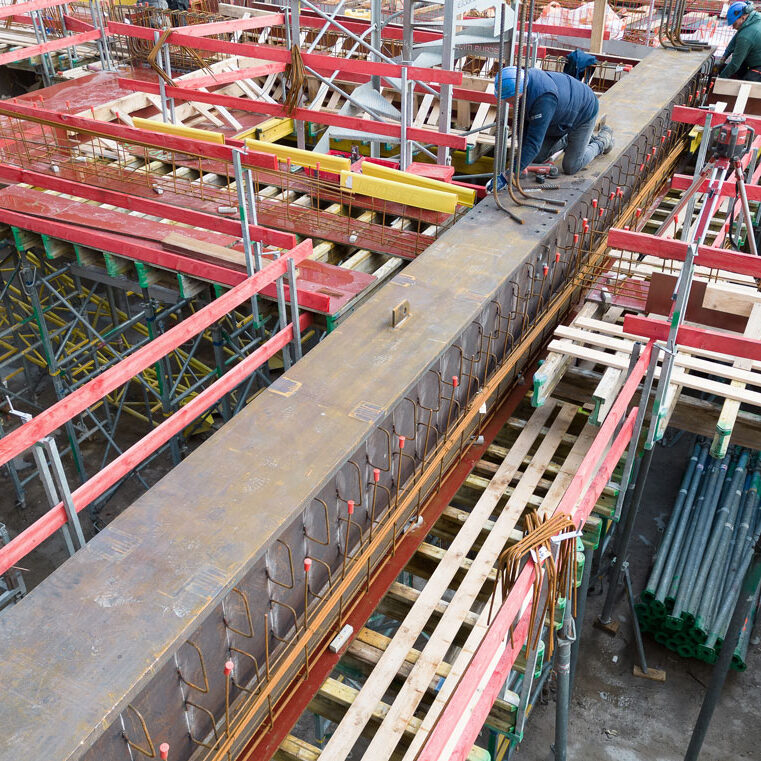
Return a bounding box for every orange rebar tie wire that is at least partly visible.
[489,509,578,657]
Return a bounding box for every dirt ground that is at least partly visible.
[516,431,761,761]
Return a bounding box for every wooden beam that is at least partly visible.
[590,0,608,54]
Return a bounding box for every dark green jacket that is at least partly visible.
[722,10,761,78]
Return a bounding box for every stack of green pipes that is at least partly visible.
[637,443,761,670]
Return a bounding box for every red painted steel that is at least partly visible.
[671,105,761,132]
[0,163,296,250]
[0,0,70,19]
[0,99,278,168]
[61,14,95,33]
[607,228,761,279]
[241,373,537,761]
[0,313,311,577]
[623,315,761,361]
[0,29,101,66]
[671,173,761,201]
[297,11,442,43]
[180,63,287,89]
[106,22,463,85]
[178,15,284,36]
[117,78,468,150]
[0,239,312,468]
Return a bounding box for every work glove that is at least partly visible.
[486,171,508,192]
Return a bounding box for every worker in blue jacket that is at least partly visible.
[487,66,614,191]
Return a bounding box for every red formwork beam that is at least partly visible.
[106,21,463,85]
[181,63,287,89]
[418,342,655,761]
[118,78,468,150]
[0,239,312,469]
[0,29,101,66]
[0,164,297,251]
[529,22,611,39]
[178,15,285,36]
[0,99,276,168]
[0,312,311,578]
[623,315,761,362]
[607,228,761,280]
[297,10,442,43]
[0,0,71,19]
[672,104,761,131]
[671,173,761,200]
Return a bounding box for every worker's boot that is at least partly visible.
[591,125,615,156]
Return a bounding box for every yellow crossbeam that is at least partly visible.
[340,171,457,214]
[245,138,351,172]
[132,117,225,144]
[361,162,475,207]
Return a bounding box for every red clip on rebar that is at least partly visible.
[159,743,170,761]
[224,661,234,676]
[373,468,380,482]
[555,251,561,263]
[347,499,354,515]
[304,557,312,573]
[452,375,459,388]
[398,436,406,450]
[542,263,549,277]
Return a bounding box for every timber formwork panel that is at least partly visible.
[0,49,711,761]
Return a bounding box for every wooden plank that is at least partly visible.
[701,280,761,317]
[360,404,578,761]
[590,0,607,54]
[711,303,761,458]
[315,402,556,761]
[734,82,752,115]
[161,231,243,267]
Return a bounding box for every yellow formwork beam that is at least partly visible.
[361,162,476,208]
[244,138,351,172]
[132,117,226,144]
[236,117,294,143]
[339,171,458,214]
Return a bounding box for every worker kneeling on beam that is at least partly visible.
[718,2,761,80]
[487,67,613,191]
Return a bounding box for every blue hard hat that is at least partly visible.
[727,2,750,25]
[494,67,525,100]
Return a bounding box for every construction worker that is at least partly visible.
[718,2,761,80]
[487,66,613,191]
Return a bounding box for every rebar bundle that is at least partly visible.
[637,443,761,669]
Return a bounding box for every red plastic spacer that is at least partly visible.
[373,468,380,482]
[224,661,234,676]
[555,251,561,263]
[609,192,615,201]
[639,163,645,172]
[542,263,549,277]
[452,375,459,388]
[304,557,312,572]
[624,225,630,231]
[667,129,672,137]
[582,219,589,232]
[661,135,666,144]
[573,233,579,244]
[398,435,405,450]
[159,743,170,761]
[636,207,642,217]
[591,198,597,208]
[598,207,604,217]
[347,500,355,515]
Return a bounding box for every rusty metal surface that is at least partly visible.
[0,49,710,761]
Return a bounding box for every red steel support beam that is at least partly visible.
[623,315,761,362]
[0,313,311,577]
[0,163,296,250]
[0,0,71,19]
[178,15,284,36]
[528,22,610,39]
[671,173,761,201]
[0,29,101,66]
[181,63,287,89]
[607,228,761,279]
[297,11,442,43]
[0,99,275,168]
[672,104,761,132]
[0,239,313,469]
[118,78,467,150]
[106,22,462,85]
